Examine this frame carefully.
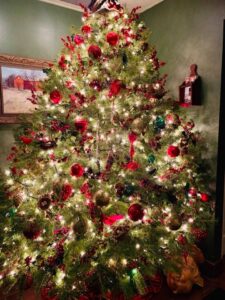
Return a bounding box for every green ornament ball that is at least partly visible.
[147,154,156,164]
[154,116,165,129]
[9,207,16,217]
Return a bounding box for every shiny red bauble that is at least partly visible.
[128,203,144,221]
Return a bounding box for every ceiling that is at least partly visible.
[40,0,164,13]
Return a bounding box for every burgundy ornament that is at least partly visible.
[88,45,102,59]
[128,203,144,221]
[75,118,88,133]
[70,163,84,177]
[62,183,73,201]
[23,223,41,240]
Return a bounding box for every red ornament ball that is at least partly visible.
[50,90,62,104]
[74,34,84,45]
[88,45,102,59]
[82,25,92,34]
[200,193,209,202]
[109,80,122,97]
[128,203,144,221]
[106,31,119,46]
[62,183,73,201]
[20,136,33,145]
[70,163,84,178]
[167,145,180,158]
[75,118,88,133]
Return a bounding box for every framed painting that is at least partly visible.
[0,54,52,123]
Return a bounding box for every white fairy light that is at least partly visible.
[5,169,10,176]
[109,258,116,267]
[7,179,14,185]
[80,251,85,257]
[135,244,141,250]
[181,224,189,232]
[9,270,16,277]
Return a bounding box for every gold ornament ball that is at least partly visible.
[8,188,23,207]
[165,213,182,230]
[131,118,145,133]
[94,190,110,207]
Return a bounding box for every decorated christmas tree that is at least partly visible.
[0,2,213,299]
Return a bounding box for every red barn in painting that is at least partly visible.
[14,76,24,90]
[13,76,40,91]
[24,80,41,91]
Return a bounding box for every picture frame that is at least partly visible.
[0,54,52,124]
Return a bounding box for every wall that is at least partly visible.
[141,0,225,260]
[0,0,81,60]
[141,0,225,176]
[0,0,81,170]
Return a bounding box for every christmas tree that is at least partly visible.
[0,2,213,299]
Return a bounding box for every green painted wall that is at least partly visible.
[0,0,81,60]
[0,0,81,170]
[141,0,225,261]
[141,0,225,179]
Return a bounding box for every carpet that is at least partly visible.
[204,288,225,300]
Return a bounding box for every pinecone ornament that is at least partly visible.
[112,221,130,240]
